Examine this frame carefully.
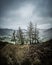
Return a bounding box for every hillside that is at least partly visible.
[0,28,52,42]
[0,41,9,49]
[0,39,52,65]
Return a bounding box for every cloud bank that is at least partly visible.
[0,0,52,29]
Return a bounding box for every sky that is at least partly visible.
[0,0,52,29]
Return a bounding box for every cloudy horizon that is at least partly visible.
[0,0,52,29]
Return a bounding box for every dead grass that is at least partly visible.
[0,39,52,65]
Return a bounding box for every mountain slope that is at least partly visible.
[0,39,52,65]
[0,28,52,42]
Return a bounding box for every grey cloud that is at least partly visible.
[32,0,52,17]
[0,0,52,17]
[0,0,52,29]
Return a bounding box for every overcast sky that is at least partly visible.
[0,0,52,29]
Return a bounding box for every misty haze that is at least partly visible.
[0,0,52,65]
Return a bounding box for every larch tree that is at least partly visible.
[11,30,16,44]
[27,22,40,44]
[27,22,34,44]
[33,24,40,44]
[17,27,24,44]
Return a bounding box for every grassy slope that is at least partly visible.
[0,40,52,65]
[0,41,9,49]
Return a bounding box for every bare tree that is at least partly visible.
[27,22,40,44]
[33,24,40,44]
[27,22,34,44]
[17,27,24,44]
[11,30,16,44]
